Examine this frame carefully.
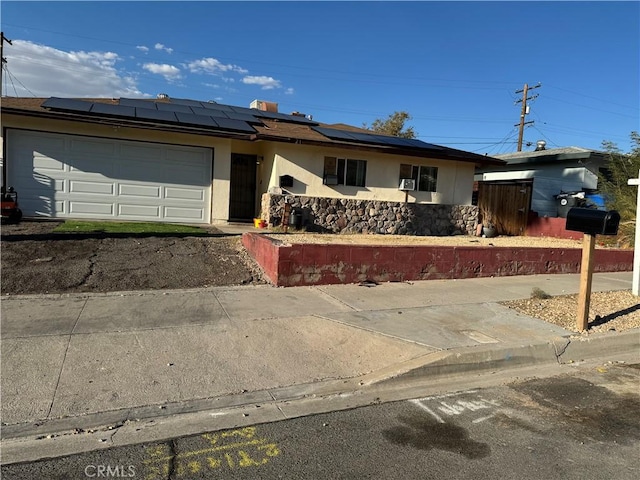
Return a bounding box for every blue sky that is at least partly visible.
[1,1,638,154]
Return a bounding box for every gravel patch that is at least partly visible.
[268,233,611,249]
[502,290,640,334]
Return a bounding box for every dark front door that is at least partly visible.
[229,153,257,221]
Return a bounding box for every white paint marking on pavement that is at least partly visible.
[416,390,479,401]
[409,399,445,423]
[472,414,496,424]
[209,412,228,417]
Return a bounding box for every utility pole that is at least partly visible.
[515,82,541,151]
[1,32,13,97]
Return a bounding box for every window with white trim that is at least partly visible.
[324,157,367,187]
[399,164,438,192]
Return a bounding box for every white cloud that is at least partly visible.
[136,45,149,53]
[285,87,295,95]
[187,57,248,75]
[142,63,182,81]
[2,40,144,97]
[154,43,173,54]
[242,76,281,90]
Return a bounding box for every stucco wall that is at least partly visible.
[267,144,476,205]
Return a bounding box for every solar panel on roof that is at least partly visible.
[190,106,223,117]
[225,111,262,123]
[119,98,157,109]
[312,126,359,141]
[228,105,257,115]
[204,109,231,120]
[312,126,445,150]
[90,103,136,118]
[135,107,178,123]
[167,98,205,107]
[175,113,219,127]
[42,97,93,112]
[213,118,256,133]
[200,102,234,112]
[156,102,193,114]
[403,138,444,150]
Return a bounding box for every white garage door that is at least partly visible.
[6,130,212,224]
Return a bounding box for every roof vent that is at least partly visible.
[250,99,278,112]
[535,140,547,151]
[157,93,169,100]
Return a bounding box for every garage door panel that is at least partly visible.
[115,160,167,184]
[17,133,65,151]
[119,184,161,198]
[33,154,65,171]
[69,202,114,215]
[8,130,212,223]
[19,197,62,217]
[68,156,116,177]
[120,144,162,161]
[118,204,161,218]
[70,139,116,156]
[164,206,205,220]
[69,180,114,195]
[164,186,205,201]
[166,148,206,163]
[166,164,209,186]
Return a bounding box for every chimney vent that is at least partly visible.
[250,99,278,112]
[534,140,547,151]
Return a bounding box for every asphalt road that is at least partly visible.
[3,362,639,480]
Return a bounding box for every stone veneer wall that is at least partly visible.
[261,193,479,236]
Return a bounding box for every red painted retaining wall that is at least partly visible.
[525,214,582,240]
[242,233,633,287]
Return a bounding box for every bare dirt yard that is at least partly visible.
[2,220,637,334]
[0,220,266,295]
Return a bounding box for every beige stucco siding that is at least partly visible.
[266,144,475,205]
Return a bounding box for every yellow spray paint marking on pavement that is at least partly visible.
[143,426,281,480]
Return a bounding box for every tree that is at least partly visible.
[598,131,640,245]
[364,111,416,138]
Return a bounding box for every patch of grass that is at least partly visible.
[530,287,552,300]
[53,220,206,235]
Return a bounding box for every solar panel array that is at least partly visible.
[42,97,320,135]
[312,126,444,151]
[41,97,443,151]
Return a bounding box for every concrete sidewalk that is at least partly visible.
[1,272,638,455]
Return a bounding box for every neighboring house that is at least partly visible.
[1,96,502,232]
[475,143,610,217]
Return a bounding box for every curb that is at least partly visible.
[364,329,640,386]
[558,329,640,364]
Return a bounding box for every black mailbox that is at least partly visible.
[565,208,620,236]
[279,175,294,188]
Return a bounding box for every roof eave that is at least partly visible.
[256,133,504,165]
